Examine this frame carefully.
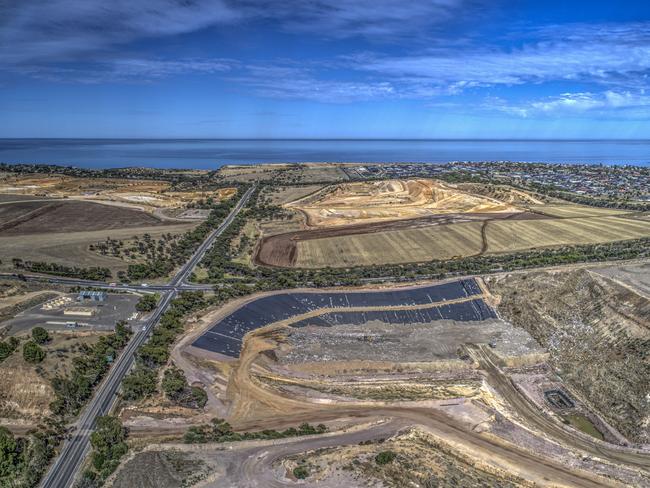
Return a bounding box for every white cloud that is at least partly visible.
[0,0,466,65]
[233,65,396,102]
[252,0,464,39]
[0,1,241,64]
[15,58,234,84]
[488,91,650,118]
[355,23,650,92]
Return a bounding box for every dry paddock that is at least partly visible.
[0,223,196,275]
[0,199,197,275]
[288,215,650,268]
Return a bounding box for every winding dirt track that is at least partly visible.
[209,331,650,487]
[230,416,626,488]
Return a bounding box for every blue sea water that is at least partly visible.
[0,139,649,169]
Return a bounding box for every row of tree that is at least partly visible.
[183,417,327,444]
[121,292,207,404]
[50,322,131,419]
[12,259,112,281]
[124,191,241,281]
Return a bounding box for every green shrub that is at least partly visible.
[191,386,208,409]
[293,465,309,480]
[162,367,187,399]
[0,337,19,362]
[375,450,397,465]
[121,366,157,401]
[32,327,50,345]
[23,341,46,363]
[89,416,128,481]
[135,294,158,313]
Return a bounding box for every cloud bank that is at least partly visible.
[2,1,650,118]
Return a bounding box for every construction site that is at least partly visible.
[111,262,650,487]
[253,178,650,267]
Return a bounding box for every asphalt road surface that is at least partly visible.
[39,186,255,488]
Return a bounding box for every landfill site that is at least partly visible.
[112,265,650,488]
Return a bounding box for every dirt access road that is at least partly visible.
[187,416,621,487]
[209,326,650,487]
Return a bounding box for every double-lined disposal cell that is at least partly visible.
[192,278,494,358]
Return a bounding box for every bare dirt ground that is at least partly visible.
[279,318,543,365]
[589,262,650,298]
[115,271,649,486]
[0,173,235,211]
[0,330,107,429]
[116,409,649,487]
[0,200,167,235]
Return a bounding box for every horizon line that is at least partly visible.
[2,138,650,142]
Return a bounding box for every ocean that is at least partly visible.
[0,139,649,169]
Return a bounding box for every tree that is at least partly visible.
[121,367,157,401]
[293,465,309,480]
[31,327,50,345]
[162,367,187,400]
[0,337,19,362]
[23,341,46,363]
[135,294,159,313]
[90,416,128,478]
[190,386,208,409]
[0,426,18,478]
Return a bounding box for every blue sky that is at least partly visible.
[2,0,650,138]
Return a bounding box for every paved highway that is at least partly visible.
[39,186,255,488]
[2,187,255,293]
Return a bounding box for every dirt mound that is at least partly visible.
[457,183,547,206]
[487,268,650,444]
[287,179,520,228]
[290,428,530,488]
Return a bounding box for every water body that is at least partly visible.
[0,139,649,169]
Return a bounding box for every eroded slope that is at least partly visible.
[487,268,650,443]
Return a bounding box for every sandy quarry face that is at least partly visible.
[0,174,236,209]
[288,179,521,227]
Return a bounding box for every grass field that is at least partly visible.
[292,215,650,268]
[0,223,196,275]
[218,163,351,183]
[530,205,633,218]
[264,184,325,205]
[296,221,484,267]
[485,216,650,253]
